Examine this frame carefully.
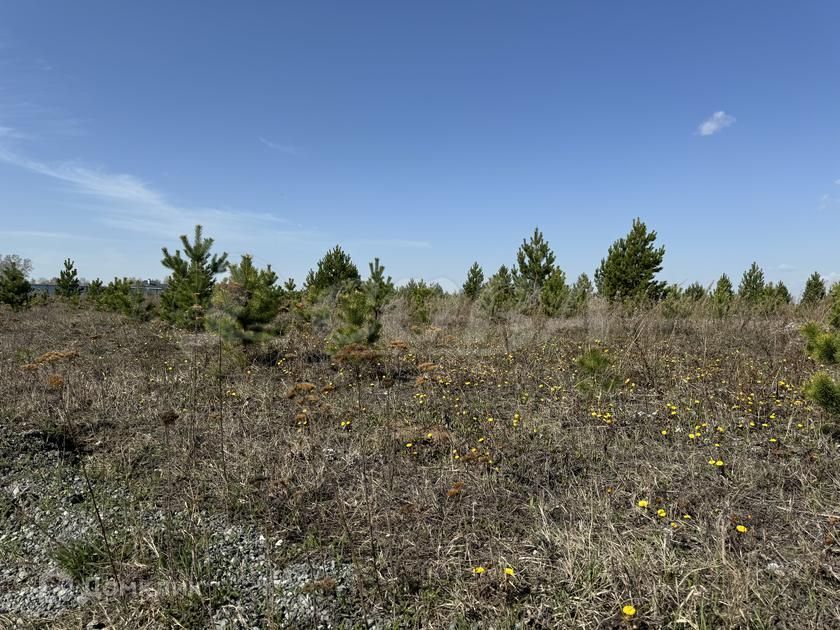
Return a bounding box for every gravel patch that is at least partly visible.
[0,427,365,627]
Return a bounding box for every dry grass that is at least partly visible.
[1,300,839,628]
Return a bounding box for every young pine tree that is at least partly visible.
[594,218,666,303]
[283,278,298,294]
[764,281,792,307]
[801,272,826,306]
[712,274,734,316]
[0,262,32,310]
[330,258,394,349]
[738,262,765,304]
[539,268,570,316]
[830,283,840,331]
[462,262,485,300]
[568,273,594,314]
[801,322,840,420]
[210,254,284,345]
[160,225,228,328]
[365,258,394,330]
[515,228,556,292]
[85,279,104,302]
[304,245,360,299]
[683,282,706,301]
[481,265,516,319]
[399,279,442,327]
[56,258,81,298]
[97,278,150,319]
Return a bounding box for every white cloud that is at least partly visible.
[834,179,840,185]
[259,137,299,155]
[777,263,796,272]
[697,111,736,136]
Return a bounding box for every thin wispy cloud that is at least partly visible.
[0,146,307,241]
[834,179,840,185]
[0,125,26,139]
[0,101,85,137]
[259,137,299,155]
[819,193,838,209]
[0,144,426,272]
[697,111,736,136]
[777,263,796,272]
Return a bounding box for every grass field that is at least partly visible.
[1,301,839,628]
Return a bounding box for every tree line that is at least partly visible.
[2,218,839,421]
[1,219,837,321]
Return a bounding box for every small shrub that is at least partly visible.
[97,278,152,319]
[575,347,619,392]
[399,279,442,327]
[802,323,840,364]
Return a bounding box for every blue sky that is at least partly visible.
[0,1,838,293]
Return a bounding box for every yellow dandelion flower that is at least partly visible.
[736,524,748,534]
[637,500,649,508]
[504,567,515,576]
[622,604,637,616]
[657,508,667,518]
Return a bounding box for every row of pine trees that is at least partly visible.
[1,219,837,326]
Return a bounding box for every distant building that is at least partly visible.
[31,284,58,296]
[31,279,168,297]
